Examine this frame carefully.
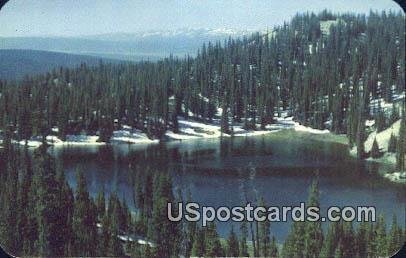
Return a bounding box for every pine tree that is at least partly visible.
[55,166,75,255]
[371,138,381,158]
[366,222,377,257]
[96,186,106,220]
[227,226,240,257]
[304,178,323,258]
[356,108,366,159]
[334,241,343,258]
[107,193,125,256]
[389,104,399,124]
[388,133,397,153]
[204,222,224,257]
[341,222,356,257]
[269,235,278,257]
[72,169,98,256]
[396,117,405,171]
[320,222,339,258]
[32,146,67,256]
[375,214,388,257]
[387,214,403,256]
[258,197,271,257]
[282,221,305,258]
[356,221,368,258]
[375,110,386,132]
[239,220,250,257]
[191,227,206,257]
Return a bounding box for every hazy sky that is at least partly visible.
[0,0,403,37]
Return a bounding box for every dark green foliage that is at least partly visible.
[0,9,405,258]
[191,227,206,257]
[375,111,387,132]
[0,11,403,145]
[388,133,397,153]
[282,221,305,257]
[204,222,224,257]
[33,147,69,256]
[304,179,323,257]
[239,220,250,257]
[387,214,404,256]
[390,104,400,124]
[95,187,106,220]
[258,197,271,257]
[396,117,405,170]
[375,215,388,257]
[72,170,98,256]
[370,138,382,158]
[226,226,239,257]
[269,236,278,257]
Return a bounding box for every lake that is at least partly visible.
[48,130,405,241]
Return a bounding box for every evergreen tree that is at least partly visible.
[375,110,386,132]
[371,138,381,158]
[191,227,206,257]
[33,146,67,256]
[269,235,278,257]
[375,214,388,257]
[388,133,397,153]
[396,118,405,171]
[258,197,271,257]
[96,186,106,220]
[304,178,323,258]
[387,214,403,256]
[227,226,240,257]
[239,220,250,257]
[204,222,224,257]
[72,169,98,256]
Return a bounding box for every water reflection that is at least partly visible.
[47,132,405,240]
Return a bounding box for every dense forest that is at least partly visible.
[0,10,405,164]
[0,139,404,257]
[0,9,405,257]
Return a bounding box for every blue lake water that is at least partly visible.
[49,130,406,241]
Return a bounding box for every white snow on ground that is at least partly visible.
[366,152,397,164]
[9,114,333,147]
[364,119,401,153]
[365,119,375,127]
[294,124,330,134]
[165,118,225,140]
[165,115,330,141]
[97,222,156,247]
[116,233,156,247]
[198,93,210,103]
[272,116,329,134]
[384,171,406,184]
[111,129,159,144]
[17,134,105,148]
[369,92,404,116]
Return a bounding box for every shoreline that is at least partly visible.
[3,116,404,184]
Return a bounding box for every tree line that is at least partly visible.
[0,10,404,158]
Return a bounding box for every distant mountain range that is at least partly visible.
[0,28,259,80]
[0,28,259,61]
[0,49,122,81]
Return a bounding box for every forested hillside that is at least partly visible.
[0,10,404,164]
[0,9,405,257]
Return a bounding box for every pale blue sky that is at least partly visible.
[0,0,403,37]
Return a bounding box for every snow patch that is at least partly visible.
[111,129,159,144]
[384,171,406,184]
[364,120,401,153]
